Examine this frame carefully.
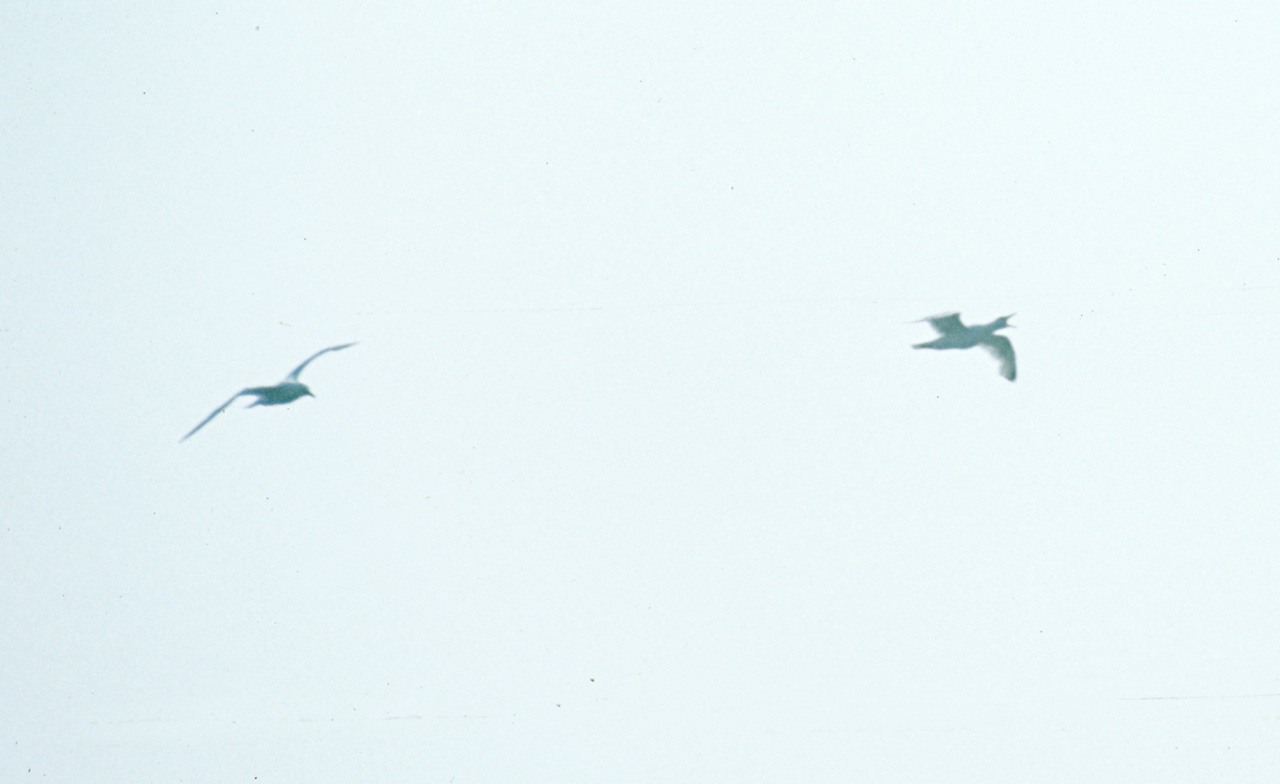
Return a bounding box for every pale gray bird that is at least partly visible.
[181,343,357,441]
[913,313,1015,381]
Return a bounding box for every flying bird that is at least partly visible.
[913,313,1015,381]
[181,343,357,441]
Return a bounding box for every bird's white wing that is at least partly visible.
[181,390,250,441]
[285,342,358,381]
[923,313,965,335]
[981,335,1016,381]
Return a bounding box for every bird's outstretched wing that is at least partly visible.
[981,335,1016,381]
[285,342,358,381]
[181,390,250,442]
[922,313,965,335]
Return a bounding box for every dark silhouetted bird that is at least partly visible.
[181,343,357,441]
[913,313,1015,381]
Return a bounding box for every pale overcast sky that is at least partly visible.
[4,2,1280,781]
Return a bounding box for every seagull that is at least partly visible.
[913,313,1015,381]
[181,343,357,441]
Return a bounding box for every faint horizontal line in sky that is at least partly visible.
[350,285,1279,318]
[1120,692,1280,701]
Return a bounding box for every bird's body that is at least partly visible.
[241,382,314,407]
[913,313,1016,381]
[181,343,357,441]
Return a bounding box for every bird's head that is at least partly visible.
[995,314,1015,329]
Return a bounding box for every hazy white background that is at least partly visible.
[4,2,1280,781]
